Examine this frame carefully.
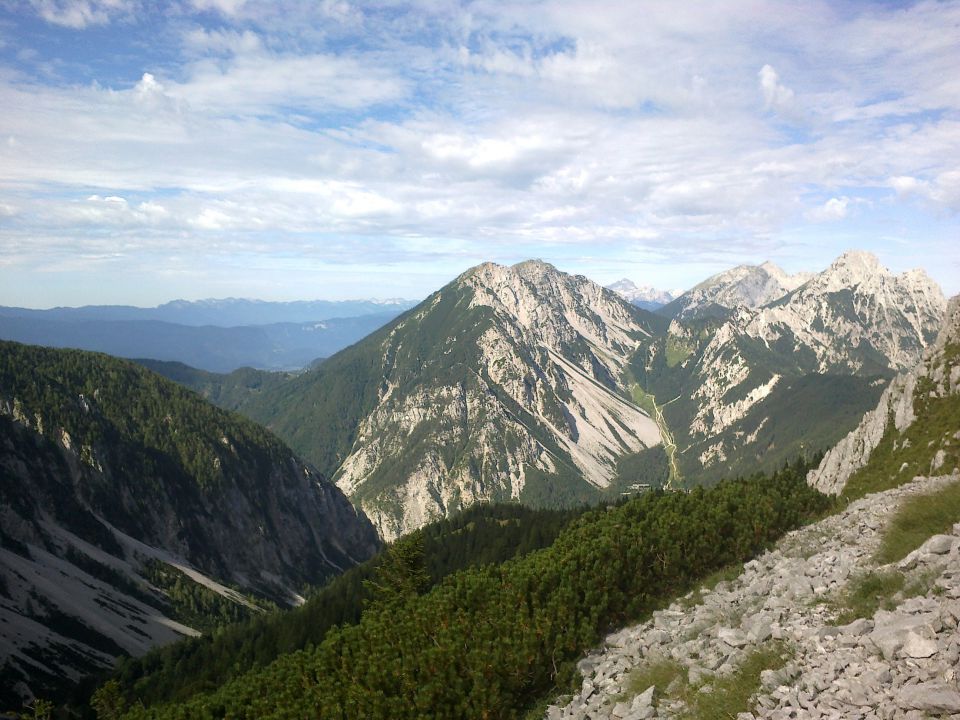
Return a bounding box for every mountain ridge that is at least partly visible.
[658,260,812,320]
[606,279,681,310]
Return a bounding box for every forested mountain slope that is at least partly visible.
[114,461,829,720]
[100,503,586,711]
[0,341,378,708]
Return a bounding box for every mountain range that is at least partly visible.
[1,249,953,712]
[0,298,417,373]
[164,250,943,541]
[0,298,416,327]
[635,251,945,482]
[606,280,681,310]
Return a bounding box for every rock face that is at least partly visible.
[545,473,960,720]
[742,252,945,374]
[341,261,662,540]
[0,342,379,705]
[809,294,960,495]
[634,252,945,483]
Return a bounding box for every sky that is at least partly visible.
[1,0,958,307]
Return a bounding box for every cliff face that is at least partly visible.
[0,341,379,705]
[808,294,960,495]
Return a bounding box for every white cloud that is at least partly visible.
[190,0,247,17]
[29,0,134,28]
[171,51,407,115]
[929,171,960,210]
[55,194,171,226]
[759,64,795,114]
[889,175,926,197]
[2,0,960,301]
[806,197,850,222]
[182,27,263,56]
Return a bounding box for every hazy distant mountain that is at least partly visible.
[0,297,418,327]
[606,279,681,310]
[0,312,403,373]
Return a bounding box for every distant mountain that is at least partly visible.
[0,342,379,706]
[606,279,681,310]
[634,251,946,481]
[0,313,401,373]
[242,260,668,540]
[0,297,418,327]
[658,260,811,319]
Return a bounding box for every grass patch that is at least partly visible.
[620,656,687,701]
[618,643,790,720]
[830,565,944,625]
[830,570,905,625]
[629,383,659,417]
[678,562,744,609]
[875,479,960,564]
[903,568,943,599]
[665,337,693,368]
[679,642,790,720]
[842,393,960,501]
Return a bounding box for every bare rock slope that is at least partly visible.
[545,473,960,720]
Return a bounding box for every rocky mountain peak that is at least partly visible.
[460,259,649,365]
[666,261,809,319]
[814,250,887,291]
[511,257,556,273]
[278,259,666,541]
